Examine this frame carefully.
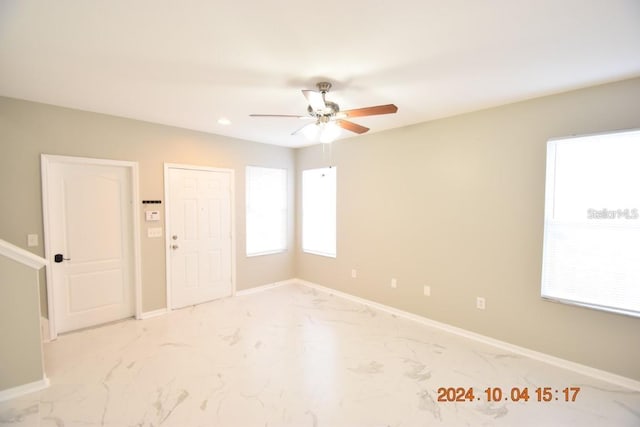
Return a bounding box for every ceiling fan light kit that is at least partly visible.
[319,121,341,144]
[250,81,398,144]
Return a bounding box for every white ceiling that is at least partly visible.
[1,1,639,148]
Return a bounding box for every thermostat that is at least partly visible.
[145,210,160,221]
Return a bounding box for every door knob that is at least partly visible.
[171,244,179,250]
[54,254,71,263]
[172,235,178,240]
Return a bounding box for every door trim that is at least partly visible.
[41,154,142,340]
[163,163,236,311]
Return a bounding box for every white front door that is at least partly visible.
[42,156,137,334]
[166,166,233,309]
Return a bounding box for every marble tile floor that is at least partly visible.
[1,283,639,427]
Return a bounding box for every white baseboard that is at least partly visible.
[140,280,297,318]
[139,308,168,320]
[234,279,295,297]
[0,377,50,402]
[293,278,640,392]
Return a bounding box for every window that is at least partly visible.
[541,129,640,317]
[302,166,336,257]
[246,166,287,256]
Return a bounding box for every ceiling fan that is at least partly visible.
[250,82,398,143]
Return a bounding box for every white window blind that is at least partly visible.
[541,129,640,317]
[302,166,336,258]
[246,166,287,256]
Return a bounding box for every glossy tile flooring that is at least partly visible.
[1,283,639,426]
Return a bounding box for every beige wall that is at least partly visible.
[296,77,640,381]
[0,257,44,390]
[2,77,639,385]
[0,97,296,312]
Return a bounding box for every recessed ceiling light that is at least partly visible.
[217,117,231,125]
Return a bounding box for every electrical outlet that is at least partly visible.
[391,278,397,288]
[423,285,431,297]
[351,269,357,279]
[476,297,486,310]
[27,234,38,247]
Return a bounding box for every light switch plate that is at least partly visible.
[147,227,163,238]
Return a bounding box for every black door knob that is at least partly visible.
[54,254,70,263]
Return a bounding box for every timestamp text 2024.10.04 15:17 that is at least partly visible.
[437,387,581,403]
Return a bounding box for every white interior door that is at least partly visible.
[166,166,233,309]
[43,157,136,334]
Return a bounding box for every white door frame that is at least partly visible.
[163,163,236,311]
[41,154,143,340]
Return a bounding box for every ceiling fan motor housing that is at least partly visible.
[306,81,338,118]
[308,101,339,118]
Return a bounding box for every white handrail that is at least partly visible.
[0,239,47,270]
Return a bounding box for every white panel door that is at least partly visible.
[167,167,232,309]
[45,160,135,333]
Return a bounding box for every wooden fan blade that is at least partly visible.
[337,120,369,134]
[341,104,398,118]
[250,114,308,118]
[302,90,326,111]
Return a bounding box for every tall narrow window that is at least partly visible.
[246,166,287,256]
[541,129,640,317]
[302,166,336,257]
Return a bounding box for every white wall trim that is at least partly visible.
[0,377,50,402]
[41,154,143,340]
[40,154,55,340]
[234,279,295,297]
[130,163,143,321]
[139,308,168,320]
[294,278,640,392]
[0,239,47,270]
[163,163,236,311]
[40,316,50,343]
